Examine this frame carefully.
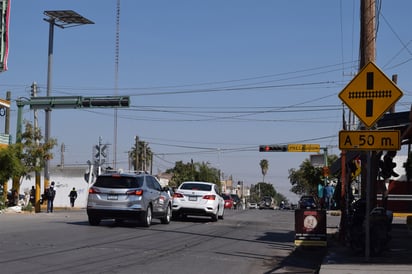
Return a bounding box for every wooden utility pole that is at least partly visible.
[360,0,376,67]
[360,0,376,261]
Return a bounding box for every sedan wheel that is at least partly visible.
[218,208,224,220]
[211,207,219,222]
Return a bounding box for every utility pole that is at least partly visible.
[360,0,376,261]
[60,143,65,167]
[360,0,376,68]
[2,91,11,202]
[31,82,42,213]
[135,136,139,171]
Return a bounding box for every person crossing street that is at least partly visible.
[68,187,78,207]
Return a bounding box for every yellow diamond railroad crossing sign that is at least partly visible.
[339,62,403,128]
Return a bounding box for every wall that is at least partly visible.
[18,166,90,208]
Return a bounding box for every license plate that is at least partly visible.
[107,194,118,200]
[189,196,197,201]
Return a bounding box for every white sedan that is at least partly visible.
[172,181,225,221]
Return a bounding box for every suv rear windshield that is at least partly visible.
[94,175,143,188]
[180,183,211,191]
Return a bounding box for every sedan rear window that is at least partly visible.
[180,183,212,191]
[94,176,143,188]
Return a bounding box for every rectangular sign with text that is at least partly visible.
[339,130,400,151]
[287,144,320,152]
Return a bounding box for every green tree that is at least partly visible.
[19,121,57,176]
[129,140,152,172]
[166,160,220,188]
[195,162,220,184]
[0,145,25,208]
[0,145,24,183]
[13,121,57,193]
[254,182,275,198]
[288,154,338,196]
[249,182,287,205]
[1,121,57,207]
[260,159,269,183]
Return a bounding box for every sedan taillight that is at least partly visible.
[173,192,184,198]
[203,194,216,200]
[126,189,143,196]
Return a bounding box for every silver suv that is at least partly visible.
[87,172,172,227]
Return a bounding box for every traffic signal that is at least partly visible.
[259,145,288,152]
[82,96,130,108]
[379,151,399,179]
[347,157,361,180]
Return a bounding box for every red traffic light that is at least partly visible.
[259,145,288,152]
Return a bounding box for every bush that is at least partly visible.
[22,202,33,213]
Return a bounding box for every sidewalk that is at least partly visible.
[320,212,412,274]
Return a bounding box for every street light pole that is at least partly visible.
[43,10,94,189]
[44,17,54,189]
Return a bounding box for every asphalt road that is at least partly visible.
[0,208,325,274]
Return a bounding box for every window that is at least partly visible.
[94,175,143,188]
[180,183,212,191]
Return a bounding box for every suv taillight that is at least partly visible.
[203,195,216,200]
[89,187,100,194]
[126,189,143,196]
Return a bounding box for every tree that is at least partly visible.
[252,182,275,198]
[129,140,152,172]
[0,145,25,208]
[13,121,57,193]
[0,145,24,183]
[166,160,221,188]
[288,154,338,196]
[195,162,220,184]
[249,182,288,206]
[259,159,269,183]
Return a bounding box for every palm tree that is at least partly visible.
[260,159,269,183]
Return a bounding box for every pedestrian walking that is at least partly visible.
[68,187,78,207]
[323,183,334,210]
[47,182,56,213]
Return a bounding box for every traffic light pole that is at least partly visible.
[15,95,129,212]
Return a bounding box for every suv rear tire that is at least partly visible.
[141,205,152,227]
[160,204,172,224]
[88,215,101,226]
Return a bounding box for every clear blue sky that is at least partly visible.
[1,1,412,202]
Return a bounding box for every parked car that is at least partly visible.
[172,181,225,221]
[298,195,318,209]
[221,193,234,209]
[248,201,258,209]
[259,196,275,210]
[86,171,172,227]
[230,194,242,209]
